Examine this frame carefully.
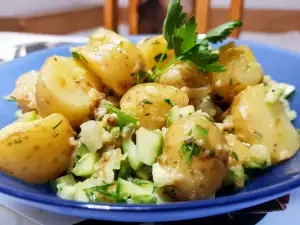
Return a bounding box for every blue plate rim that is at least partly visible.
[1,38,300,212]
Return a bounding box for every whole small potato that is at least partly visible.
[72,28,145,96]
[120,83,189,129]
[36,56,102,127]
[0,113,74,183]
[158,62,211,89]
[9,71,38,112]
[212,42,263,103]
[137,35,175,71]
[231,84,299,163]
[161,114,228,201]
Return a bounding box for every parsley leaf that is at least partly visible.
[163,0,187,49]
[231,151,239,161]
[173,16,198,56]
[164,98,175,106]
[71,51,88,64]
[179,143,201,164]
[142,99,153,104]
[205,20,243,44]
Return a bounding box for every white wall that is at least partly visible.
[1,0,300,17]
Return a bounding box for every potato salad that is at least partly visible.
[1,0,299,204]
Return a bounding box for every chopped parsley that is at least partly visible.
[179,143,201,164]
[52,119,63,129]
[84,184,124,203]
[142,99,153,104]
[164,98,175,106]
[231,151,239,161]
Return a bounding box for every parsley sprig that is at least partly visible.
[161,0,242,73]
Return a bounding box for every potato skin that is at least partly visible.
[0,113,74,184]
[137,35,174,71]
[120,83,189,130]
[73,28,145,96]
[158,62,211,89]
[212,43,263,103]
[162,115,228,201]
[231,84,299,163]
[9,71,38,112]
[36,56,102,127]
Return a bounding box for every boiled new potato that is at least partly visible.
[72,28,144,96]
[0,113,74,183]
[8,71,38,112]
[230,84,299,163]
[158,62,211,89]
[120,83,189,129]
[161,114,228,201]
[36,56,102,127]
[212,42,263,103]
[137,35,174,71]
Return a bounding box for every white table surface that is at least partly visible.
[1,32,300,225]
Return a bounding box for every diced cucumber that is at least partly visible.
[265,84,285,104]
[123,139,143,170]
[224,164,246,188]
[135,166,152,180]
[118,160,133,179]
[55,174,76,190]
[57,185,76,200]
[128,195,157,204]
[246,144,271,169]
[132,179,154,193]
[192,124,208,141]
[104,103,137,128]
[116,178,154,202]
[281,83,295,99]
[136,127,163,166]
[154,187,173,203]
[152,162,176,187]
[80,120,103,152]
[167,106,195,127]
[19,111,37,122]
[71,152,100,177]
[75,144,89,159]
[74,182,90,202]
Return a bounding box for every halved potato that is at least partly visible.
[8,71,38,112]
[158,62,211,89]
[120,83,189,129]
[231,84,299,163]
[0,113,74,183]
[72,28,145,96]
[137,35,174,71]
[212,42,263,103]
[162,114,228,201]
[36,56,102,127]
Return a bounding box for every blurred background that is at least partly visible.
[0,0,300,51]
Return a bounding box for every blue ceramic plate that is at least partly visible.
[1,37,300,222]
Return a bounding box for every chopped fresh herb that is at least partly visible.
[5,95,17,101]
[205,20,243,44]
[161,0,242,73]
[179,143,201,164]
[52,119,63,129]
[142,99,153,104]
[130,72,135,76]
[263,82,268,86]
[154,53,167,62]
[104,103,138,128]
[210,149,215,157]
[152,40,161,45]
[71,52,88,63]
[164,98,175,106]
[231,151,239,161]
[252,130,263,139]
[85,184,122,203]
